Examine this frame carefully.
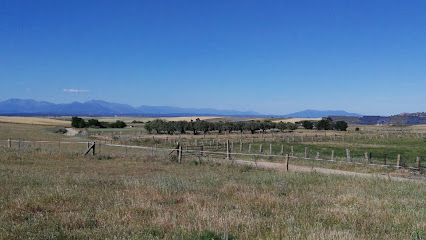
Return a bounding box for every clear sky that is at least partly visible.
[1,1,425,115]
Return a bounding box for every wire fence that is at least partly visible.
[1,139,424,171]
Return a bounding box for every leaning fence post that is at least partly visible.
[397,154,401,169]
[8,139,11,148]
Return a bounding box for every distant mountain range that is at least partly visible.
[0,99,362,118]
[0,99,260,116]
[282,110,362,118]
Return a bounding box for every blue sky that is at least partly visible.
[1,1,425,115]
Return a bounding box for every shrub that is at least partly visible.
[49,126,67,134]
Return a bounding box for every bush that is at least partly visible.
[50,126,67,134]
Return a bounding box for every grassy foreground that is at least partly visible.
[0,149,425,239]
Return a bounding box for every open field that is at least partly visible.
[272,118,323,123]
[160,116,224,122]
[1,121,425,239]
[0,116,70,126]
[1,149,425,239]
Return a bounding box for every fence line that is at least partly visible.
[2,139,424,171]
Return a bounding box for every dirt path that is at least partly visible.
[234,159,425,183]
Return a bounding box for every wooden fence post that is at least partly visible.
[291,146,294,157]
[269,144,272,155]
[364,152,369,164]
[284,154,289,172]
[280,144,284,155]
[248,144,252,153]
[397,154,401,169]
[331,150,334,161]
[304,147,308,159]
[316,152,320,160]
[259,144,263,153]
[346,149,351,161]
[7,139,11,148]
[226,140,231,160]
[178,146,182,163]
[83,142,96,156]
[176,142,180,159]
[416,157,420,169]
[240,142,242,152]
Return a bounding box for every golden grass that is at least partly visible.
[0,150,424,239]
[160,116,224,122]
[0,116,70,126]
[272,118,323,123]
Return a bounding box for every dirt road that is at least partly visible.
[234,159,425,183]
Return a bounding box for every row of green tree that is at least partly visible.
[71,117,127,128]
[144,119,299,135]
[301,118,348,131]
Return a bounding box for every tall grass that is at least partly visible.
[0,149,424,239]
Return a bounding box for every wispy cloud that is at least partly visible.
[63,89,90,93]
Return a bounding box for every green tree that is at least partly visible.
[316,118,333,130]
[87,119,101,128]
[244,120,260,134]
[286,122,298,131]
[144,121,153,134]
[301,120,313,129]
[334,121,348,131]
[71,116,86,128]
[175,121,188,134]
[224,121,234,133]
[109,120,127,128]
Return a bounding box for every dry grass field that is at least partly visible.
[161,116,224,122]
[0,117,70,127]
[0,121,425,239]
[0,149,424,239]
[272,118,322,123]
